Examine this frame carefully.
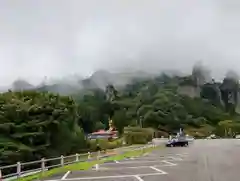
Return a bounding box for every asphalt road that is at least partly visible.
[45,139,240,181]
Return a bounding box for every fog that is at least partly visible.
[0,0,240,87]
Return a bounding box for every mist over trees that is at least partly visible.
[1,63,240,168]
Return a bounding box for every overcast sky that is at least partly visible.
[0,0,240,86]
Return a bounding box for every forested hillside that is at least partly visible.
[1,65,240,166]
[76,65,240,137]
[0,91,87,167]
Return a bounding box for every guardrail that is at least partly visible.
[0,144,157,180]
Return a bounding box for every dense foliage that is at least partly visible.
[0,91,87,167]
[2,65,240,167]
[77,68,240,138]
[124,127,154,144]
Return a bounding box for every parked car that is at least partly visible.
[165,138,189,147]
[207,134,216,139]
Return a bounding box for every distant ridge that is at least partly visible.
[2,69,182,95]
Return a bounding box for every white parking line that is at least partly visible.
[92,165,149,170]
[167,156,183,161]
[46,173,167,181]
[150,166,168,174]
[128,158,165,162]
[131,153,187,160]
[134,175,144,181]
[175,154,188,157]
[161,160,177,166]
[92,162,173,171]
[101,158,180,167]
[112,160,166,164]
[61,171,71,180]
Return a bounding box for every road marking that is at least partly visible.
[167,156,183,161]
[129,157,165,161]
[131,153,185,160]
[61,171,70,180]
[134,175,144,181]
[114,160,120,163]
[46,173,167,181]
[102,160,163,166]
[175,153,188,157]
[119,158,165,162]
[103,165,150,169]
[92,163,171,171]
[161,160,177,166]
[102,159,178,166]
[115,160,165,164]
[150,166,168,174]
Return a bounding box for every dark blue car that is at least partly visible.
[165,138,188,147]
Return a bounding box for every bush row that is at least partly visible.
[88,138,123,151]
[123,127,155,144]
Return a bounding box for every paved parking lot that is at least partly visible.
[45,145,189,181]
[45,139,240,181]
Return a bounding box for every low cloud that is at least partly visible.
[0,0,240,86]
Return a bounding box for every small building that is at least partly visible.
[88,130,118,140]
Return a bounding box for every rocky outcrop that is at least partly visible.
[177,85,200,98]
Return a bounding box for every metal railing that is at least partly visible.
[0,144,156,180]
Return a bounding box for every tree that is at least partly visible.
[112,109,128,135]
[0,91,87,168]
[216,120,240,137]
[76,88,115,133]
[3,68,240,167]
[200,82,222,105]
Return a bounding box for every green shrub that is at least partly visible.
[124,132,147,144]
[124,127,154,144]
[88,138,123,151]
